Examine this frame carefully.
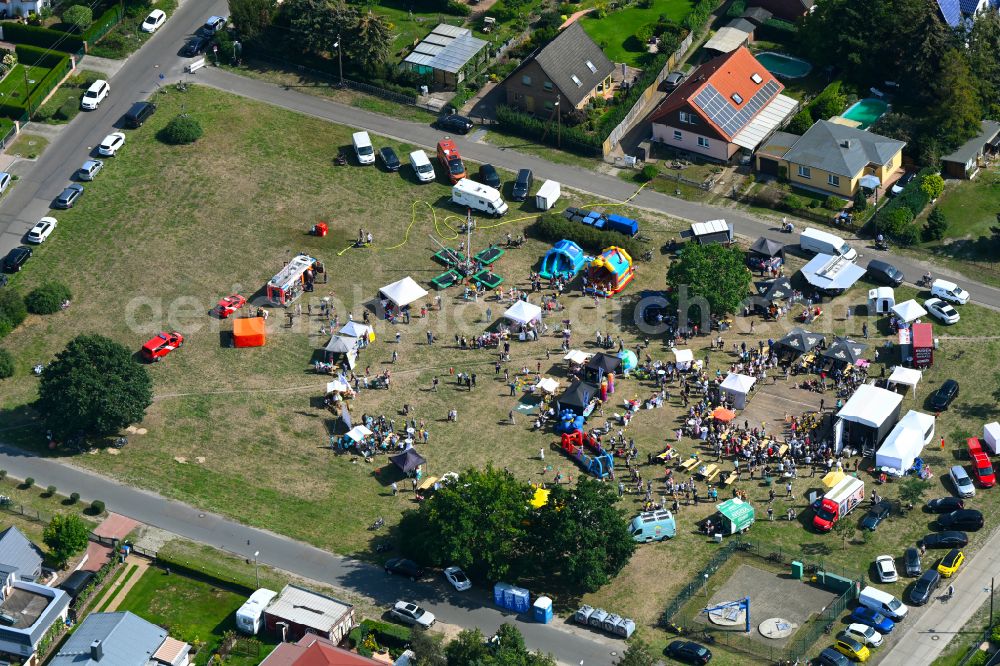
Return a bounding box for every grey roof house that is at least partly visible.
[401,24,489,89]
[0,526,43,581]
[500,22,615,116]
[49,611,190,666]
[941,120,1000,179]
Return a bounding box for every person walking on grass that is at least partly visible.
[509,410,515,425]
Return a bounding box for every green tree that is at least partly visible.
[352,10,392,71]
[286,0,357,56]
[409,629,447,666]
[527,479,636,591]
[445,628,491,666]
[852,189,868,212]
[398,466,530,582]
[968,8,1000,115]
[667,243,751,315]
[832,511,854,549]
[787,107,813,135]
[37,334,153,439]
[25,282,72,315]
[923,207,948,241]
[0,290,27,338]
[228,0,278,40]
[160,115,204,145]
[0,348,13,379]
[881,207,914,236]
[810,82,847,120]
[920,173,945,201]
[43,514,90,567]
[62,5,93,31]
[899,478,932,507]
[616,637,656,666]
[934,50,983,151]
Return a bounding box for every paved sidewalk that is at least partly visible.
[102,559,149,612]
[78,54,127,78]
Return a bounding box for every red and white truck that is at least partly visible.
[812,477,865,532]
[966,438,996,488]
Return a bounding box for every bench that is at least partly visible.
[680,456,700,472]
[185,57,206,74]
[721,471,739,486]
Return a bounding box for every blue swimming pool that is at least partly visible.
[842,98,889,129]
[755,52,813,79]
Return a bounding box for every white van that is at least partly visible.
[352,131,375,165]
[800,227,857,262]
[80,80,109,110]
[409,150,435,183]
[235,588,277,634]
[452,178,507,216]
[859,585,908,621]
[931,279,970,305]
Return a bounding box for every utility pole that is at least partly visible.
[335,34,344,87]
[253,550,260,588]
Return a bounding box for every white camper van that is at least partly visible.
[800,227,857,262]
[235,588,277,634]
[452,178,508,216]
[409,150,436,183]
[352,131,375,165]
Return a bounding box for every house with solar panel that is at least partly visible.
[746,0,814,22]
[498,22,615,117]
[401,24,489,89]
[936,0,997,27]
[648,46,798,163]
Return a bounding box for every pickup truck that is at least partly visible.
[967,438,995,488]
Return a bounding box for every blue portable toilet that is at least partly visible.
[511,586,531,612]
[494,582,512,607]
[533,596,553,623]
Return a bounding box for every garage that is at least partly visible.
[758,157,779,176]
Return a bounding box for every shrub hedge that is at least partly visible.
[81,6,123,44]
[2,23,84,52]
[15,44,70,68]
[532,212,642,258]
[495,105,602,156]
[25,282,72,315]
[348,620,411,658]
[0,349,13,379]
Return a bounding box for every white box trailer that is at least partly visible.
[452,178,507,216]
[984,422,1000,455]
[535,179,561,210]
[235,588,277,634]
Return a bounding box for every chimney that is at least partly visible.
[840,140,852,149]
[90,640,103,661]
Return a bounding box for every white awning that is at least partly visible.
[876,425,923,474]
[720,372,756,394]
[504,300,543,325]
[346,425,373,442]
[887,366,922,390]
[339,322,372,338]
[691,219,729,237]
[379,276,428,308]
[673,348,694,363]
[563,349,591,364]
[837,384,902,428]
[891,299,927,323]
[324,335,359,354]
[732,94,799,150]
[536,377,559,394]
[326,379,350,394]
[800,253,866,291]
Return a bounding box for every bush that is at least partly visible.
[24,477,34,488]
[808,81,847,120]
[2,23,84,52]
[726,0,747,16]
[69,492,80,504]
[782,193,807,211]
[0,349,13,379]
[90,500,105,514]
[25,282,72,315]
[823,195,846,211]
[895,223,920,246]
[349,620,412,658]
[46,485,56,497]
[881,207,914,236]
[446,0,471,15]
[159,114,203,145]
[923,207,948,241]
[495,105,601,156]
[920,173,944,200]
[0,290,27,339]
[787,108,814,135]
[853,189,868,212]
[639,164,658,182]
[0,470,5,480]
[532,212,642,258]
[62,5,93,32]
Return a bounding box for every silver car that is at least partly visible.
[949,465,976,498]
[390,600,435,629]
[76,159,103,181]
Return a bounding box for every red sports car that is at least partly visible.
[215,294,247,319]
[141,332,184,362]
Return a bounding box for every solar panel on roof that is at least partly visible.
[692,80,780,137]
[937,0,962,26]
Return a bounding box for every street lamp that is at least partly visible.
[333,35,343,87]
[554,94,561,148]
[703,573,709,596]
[253,550,260,589]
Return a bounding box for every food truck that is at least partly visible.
[266,253,319,306]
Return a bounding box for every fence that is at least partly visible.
[82,5,124,49]
[602,32,693,157]
[0,122,18,150]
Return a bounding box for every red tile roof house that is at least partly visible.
[648,46,798,163]
[259,634,384,666]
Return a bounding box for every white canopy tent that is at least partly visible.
[535,377,559,394]
[326,379,350,394]
[346,425,373,442]
[886,366,922,396]
[875,425,924,475]
[563,349,591,365]
[984,422,1000,455]
[837,385,903,428]
[324,335,359,369]
[720,373,757,409]
[379,276,428,308]
[340,322,373,339]
[896,409,935,445]
[673,348,694,370]
[891,299,927,323]
[503,300,543,326]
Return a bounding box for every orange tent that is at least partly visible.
[233,317,266,348]
[711,407,736,422]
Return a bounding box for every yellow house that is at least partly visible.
[755,120,905,197]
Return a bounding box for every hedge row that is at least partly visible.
[596,52,668,136]
[81,5,123,44]
[495,104,602,156]
[0,51,72,120]
[532,212,643,259]
[873,166,937,244]
[15,43,70,68]
[1,22,83,52]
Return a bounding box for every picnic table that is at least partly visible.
[657,449,677,463]
[722,471,739,486]
[680,456,700,472]
[777,444,789,458]
[698,463,718,480]
[417,476,439,491]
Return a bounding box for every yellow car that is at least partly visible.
[835,633,871,662]
[937,548,965,577]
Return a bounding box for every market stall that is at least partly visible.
[746,236,785,271]
[673,348,695,371]
[719,373,756,409]
[716,498,755,535]
[339,321,374,342]
[323,335,360,369]
[821,337,868,370]
[378,276,428,320]
[835,384,903,454]
[556,380,598,416]
[503,301,543,340]
[774,328,826,361]
[752,277,792,318]
[891,299,927,324]
[886,366,922,397]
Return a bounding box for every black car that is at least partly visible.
[904,547,922,577]
[2,246,31,273]
[926,497,965,513]
[929,379,960,411]
[379,147,401,171]
[922,530,969,549]
[511,168,533,201]
[53,183,84,209]
[123,101,156,128]
[938,509,984,531]
[181,35,210,57]
[867,259,904,286]
[860,500,892,531]
[384,558,425,580]
[909,568,941,605]
[815,647,851,666]
[436,114,474,134]
[477,164,501,189]
[666,640,711,664]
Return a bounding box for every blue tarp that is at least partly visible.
[606,214,638,236]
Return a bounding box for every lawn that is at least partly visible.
[33,69,105,125]
[7,133,49,158]
[116,567,280,666]
[580,0,694,67]
[86,0,179,60]
[0,64,54,108]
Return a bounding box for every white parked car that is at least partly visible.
[924,297,960,325]
[444,566,471,591]
[80,79,109,110]
[26,216,56,243]
[141,9,166,33]
[931,279,969,305]
[390,600,435,629]
[97,132,126,157]
[874,555,898,583]
[846,622,884,647]
[0,171,11,195]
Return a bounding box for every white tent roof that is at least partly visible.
[324,335,359,354]
[673,348,694,363]
[346,425,373,442]
[535,377,559,394]
[326,379,350,394]
[732,94,799,150]
[897,409,935,444]
[339,322,372,338]
[563,349,591,364]
[875,424,924,473]
[891,299,927,323]
[503,300,543,325]
[800,253,866,291]
[379,276,428,307]
[887,366,922,389]
[837,384,903,428]
[720,373,756,394]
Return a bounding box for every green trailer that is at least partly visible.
[717,498,755,535]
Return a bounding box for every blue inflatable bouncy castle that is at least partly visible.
[539,240,587,280]
[556,408,585,434]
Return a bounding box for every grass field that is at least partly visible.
[7,133,49,159]
[580,0,694,67]
[0,64,53,106]
[1,83,999,660]
[116,567,279,666]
